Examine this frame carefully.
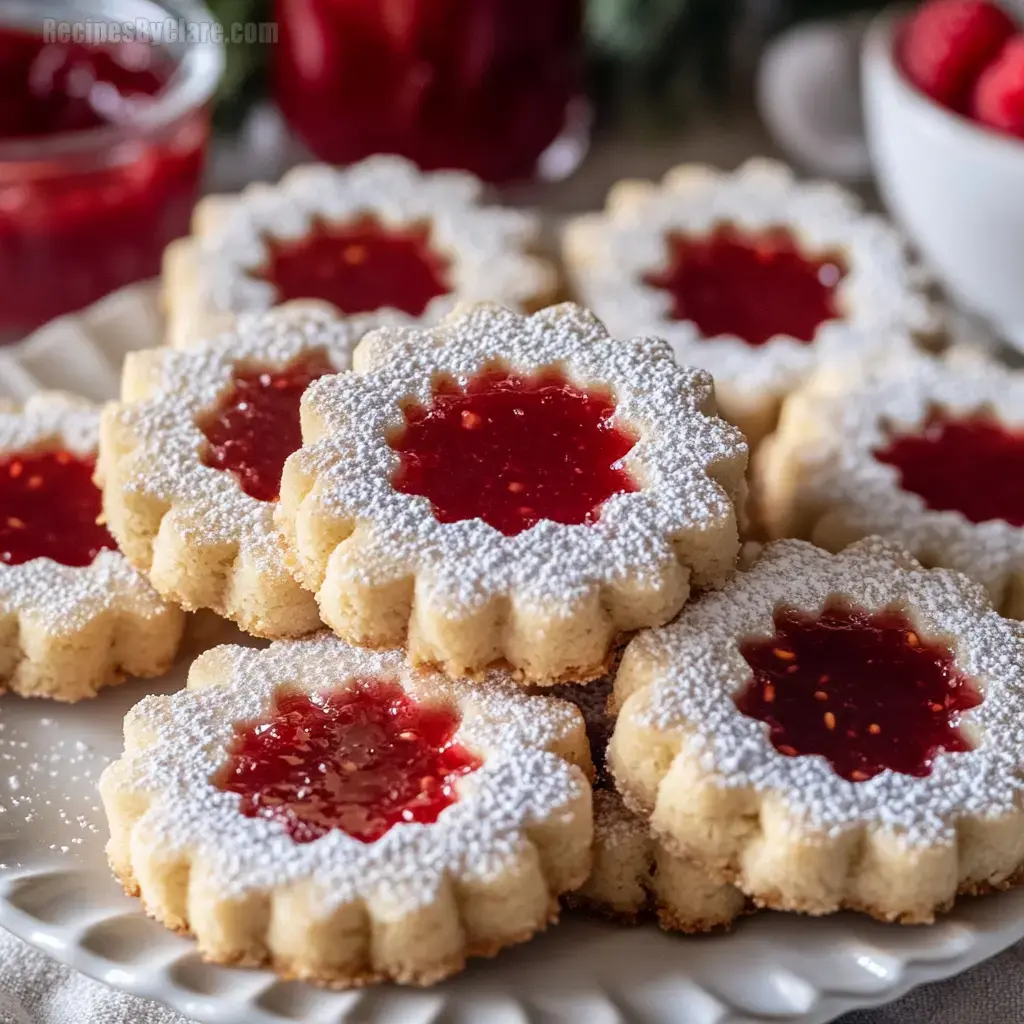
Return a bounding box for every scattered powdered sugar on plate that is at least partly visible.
[630,537,1024,844]
[0,714,110,869]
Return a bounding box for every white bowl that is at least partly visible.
[862,11,1024,349]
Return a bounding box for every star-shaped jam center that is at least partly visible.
[642,224,846,346]
[0,450,116,566]
[217,679,481,844]
[255,215,452,317]
[874,411,1024,526]
[734,601,981,781]
[388,367,638,537]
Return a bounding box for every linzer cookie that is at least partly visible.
[99,635,593,986]
[608,537,1024,923]
[276,302,748,684]
[164,154,557,348]
[562,158,936,445]
[552,677,746,930]
[99,304,364,638]
[755,351,1024,617]
[0,393,184,701]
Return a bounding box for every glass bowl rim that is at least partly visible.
[0,0,224,164]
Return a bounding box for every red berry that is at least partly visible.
[900,0,1016,110]
[972,35,1024,137]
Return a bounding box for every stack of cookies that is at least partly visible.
[4,154,1024,990]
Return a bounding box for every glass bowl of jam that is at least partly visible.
[272,0,587,185]
[0,0,222,343]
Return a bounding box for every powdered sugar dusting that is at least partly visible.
[196,155,551,329]
[0,394,172,634]
[774,352,1024,602]
[107,307,364,576]
[591,787,648,847]
[564,158,934,402]
[0,393,97,456]
[550,677,615,785]
[629,537,1024,844]
[0,722,108,869]
[105,635,589,907]
[289,303,747,611]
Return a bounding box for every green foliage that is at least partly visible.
[587,0,698,62]
[584,0,739,125]
[204,0,272,131]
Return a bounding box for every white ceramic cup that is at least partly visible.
[757,17,873,182]
[862,10,1024,349]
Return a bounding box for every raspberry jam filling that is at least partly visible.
[873,412,1024,526]
[0,28,172,139]
[0,27,207,340]
[255,216,451,317]
[273,0,583,184]
[735,601,982,782]
[217,679,481,844]
[0,451,116,567]
[389,367,638,536]
[199,352,334,503]
[642,225,846,346]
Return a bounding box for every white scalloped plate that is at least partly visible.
[1,283,1023,1024]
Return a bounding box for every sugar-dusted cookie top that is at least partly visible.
[101,634,593,986]
[563,158,936,444]
[164,154,556,348]
[100,303,365,638]
[278,301,748,683]
[610,537,1024,922]
[756,350,1024,617]
[0,392,183,700]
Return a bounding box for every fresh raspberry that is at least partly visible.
[971,35,1024,137]
[900,0,1016,110]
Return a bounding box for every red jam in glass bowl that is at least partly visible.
[0,5,221,341]
[272,0,584,183]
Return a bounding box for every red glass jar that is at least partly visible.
[0,0,222,342]
[273,0,586,184]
